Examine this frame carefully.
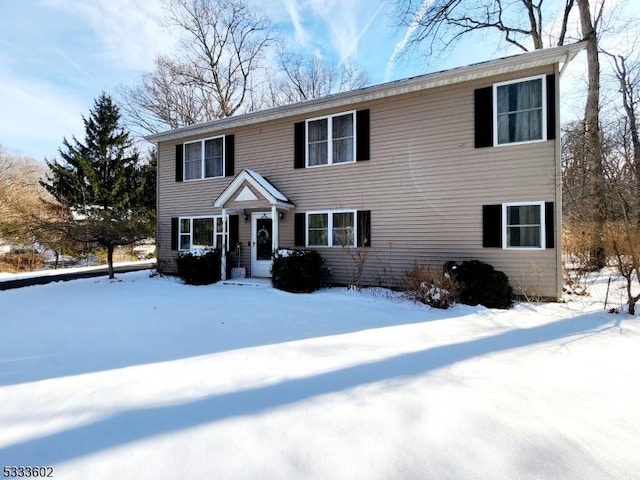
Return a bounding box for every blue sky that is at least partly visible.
[0,0,635,161]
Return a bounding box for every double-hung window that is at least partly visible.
[306,112,355,166]
[494,75,546,145]
[502,202,545,249]
[306,210,355,247]
[183,136,224,180]
[179,216,226,250]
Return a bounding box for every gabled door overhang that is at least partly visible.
[214,169,294,280]
[214,169,294,211]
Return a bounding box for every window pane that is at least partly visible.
[180,234,191,250]
[332,113,353,139]
[508,205,540,226]
[204,138,224,177]
[184,143,202,180]
[309,230,328,246]
[332,212,354,246]
[180,218,191,233]
[192,218,214,248]
[308,119,327,142]
[308,213,328,228]
[497,79,542,114]
[507,226,541,247]
[308,119,328,166]
[309,141,328,166]
[333,138,354,163]
[215,218,225,249]
[308,213,328,246]
[332,114,354,163]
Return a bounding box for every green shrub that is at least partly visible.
[447,260,513,309]
[176,249,221,285]
[271,249,323,293]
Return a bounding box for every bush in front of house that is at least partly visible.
[176,249,221,285]
[446,260,513,309]
[405,263,457,309]
[271,249,323,293]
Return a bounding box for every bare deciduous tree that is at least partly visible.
[0,146,46,244]
[121,0,274,134]
[605,46,640,218]
[575,0,607,268]
[266,52,370,106]
[392,0,575,56]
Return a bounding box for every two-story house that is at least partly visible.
[146,43,584,299]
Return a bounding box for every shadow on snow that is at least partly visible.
[0,309,618,466]
[0,276,462,386]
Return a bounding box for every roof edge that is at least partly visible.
[146,42,585,144]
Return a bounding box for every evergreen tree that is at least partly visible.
[41,93,153,278]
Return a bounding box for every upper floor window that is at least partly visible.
[184,136,224,180]
[306,111,355,167]
[494,76,546,145]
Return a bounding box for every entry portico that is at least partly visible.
[213,169,294,279]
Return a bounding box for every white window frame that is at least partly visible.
[493,75,547,147]
[306,209,357,247]
[305,111,356,167]
[183,135,225,181]
[178,215,227,251]
[502,201,545,250]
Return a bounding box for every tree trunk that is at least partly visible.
[576,0,606,268]
[107,244,115,279]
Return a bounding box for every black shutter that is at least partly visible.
[175,144,183,182]
[225,135,235,177]
[294,122,305,169]
[356,109,370,161]
[171,217,179,251]
[294,213,305,246]
[545,202,555,248]
[357,210,371,247]
[483,205,502,247]
[546,74,556,140]
[474,87,493,148]
[229,214,239,250]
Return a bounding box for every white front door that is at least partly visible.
[251,212,273,277]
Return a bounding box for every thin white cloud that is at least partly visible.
[339,0,386,64]
[42,0,175,72]
[282,0,309,47]
[304,0,358,60]
[385,0,432,82]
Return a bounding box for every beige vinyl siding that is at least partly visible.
[157,65,560,297]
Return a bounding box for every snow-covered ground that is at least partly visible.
[0,271,638,480]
